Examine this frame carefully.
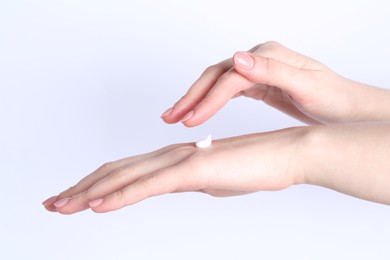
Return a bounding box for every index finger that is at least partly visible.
[182,68,255,127]
[162,59,232,124]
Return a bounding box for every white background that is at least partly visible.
[1,0,390,259]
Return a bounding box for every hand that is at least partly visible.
[43,123,390,214]
[161,41,390,126]
[43,127,305,214]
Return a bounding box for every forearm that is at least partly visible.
[351,81,390,122]
[300,123,390,205]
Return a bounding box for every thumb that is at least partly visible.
[233,51,310,95]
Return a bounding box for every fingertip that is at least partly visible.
[161,106,194,124]
[182,120,200,128]
[90,205,109,213]
[53,197,71,208]
[89,197,123,213]
[160,107,173,118]
[42,195,58,207]
[233,51,255,71]
[181,110,200,127]
[180,111,194,123]
[161,107,178,124]
[161,115,178,124]
[89,198,104,208]
[162,114,191,125]
[181,110,211,127]
[44,205,58,212]
[42,195,59,212]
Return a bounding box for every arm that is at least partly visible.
[43,42,390,214]
[302,123,390,205]
[43,123,390,214]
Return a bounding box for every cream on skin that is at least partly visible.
[196,134,212,148]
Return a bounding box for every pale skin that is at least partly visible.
[43,41,390,214]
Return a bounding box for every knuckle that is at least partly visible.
[264,57,279,84]
[139,175,158,197]
[84,188,94,201]
[255,41,283,56]
[264,40,281,47]
[170,145,196,158]
[202,64,218,76]
[207,64,218,71]
[57,184,79,199]
[97,161,114,172]
[155,143,180,154]
[261,40,281,51]
[217,70,231,82]
[114,189,123,202]
[57,189,71,199]
[216,71,242,92]
[107,166,127,181]
[166,143,187,152]
[110,190,125,207]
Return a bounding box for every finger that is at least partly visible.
[232,51,313,96]
[161,58,232,124]
[44,162,122,212]
[55,145,196,214]
[42,196,59,212]
[44,144,184,212]
[181,68,255,127]
[90,167,184,213]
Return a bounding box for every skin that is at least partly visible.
[43,41,390,214]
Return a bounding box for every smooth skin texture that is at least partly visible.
[43,41,390,214]
[162,41,390,126]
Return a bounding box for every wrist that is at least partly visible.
[280,126,311,186]
[297,123,390,204]
[297,125,328,187]
[350,81,390,122]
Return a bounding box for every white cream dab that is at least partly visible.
[196,134,212,148]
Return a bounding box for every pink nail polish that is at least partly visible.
[181,110,194,122]
[161,107,173,118]
[234,52,254,70]
[53,198,71,208]
[42,195,58,207]
[89,198,104,208]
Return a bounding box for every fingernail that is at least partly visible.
[53,197,71,208]
[89,198,104,208]
[161,107,173,118]
[234,52,254,70]
[181,110,194,122]
[42,195,58,207]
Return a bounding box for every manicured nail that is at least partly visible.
[233,52,254,70]
[53,197,71,208]
[89,198,104,208]
[161,107,173,118]
[181,110,194,122]
[42,195,58,207]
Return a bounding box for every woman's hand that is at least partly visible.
[43,123,390,214]
[42,42,390,214]
[161,41,390,126]
[43,127,305,214]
